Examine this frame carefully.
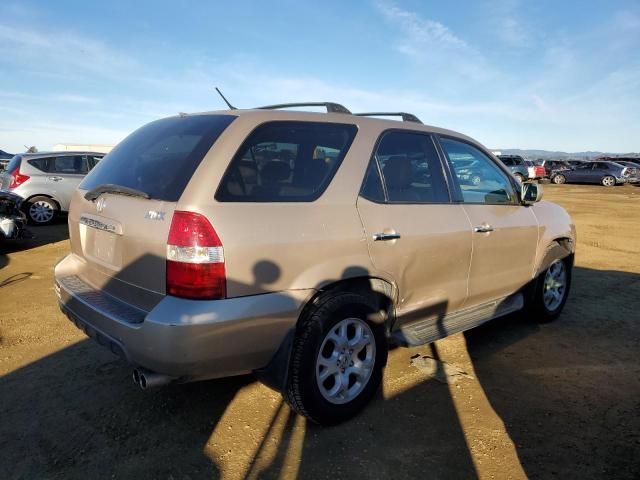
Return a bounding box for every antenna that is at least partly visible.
[215,87,236,110]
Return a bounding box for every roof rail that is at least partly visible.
[256,102,351,114]
[354,112,423,124]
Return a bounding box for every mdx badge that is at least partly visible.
[145,210,166,221]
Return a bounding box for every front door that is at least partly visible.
[440,137,539,307]
[356,130,472,324]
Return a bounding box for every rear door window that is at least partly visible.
[216,121,357,202]
[28,157,52,172]
[362,131,450,203]
[51,156,88,174]
[80,115,236,202]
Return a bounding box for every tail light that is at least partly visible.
[535,166,545,177]
[166,211,226,300]
[9,167,30,189]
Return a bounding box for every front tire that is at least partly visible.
[530,258,572,322]
[25,196,58,225]
[284,292,387,425]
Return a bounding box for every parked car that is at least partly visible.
[551,161,638,186]
[566,160,589,168]
[0,191,30,241]
[540,160,572,178]
[54,104,575,425]
[497,154,529,182]
[0,152,104,224]
[524,160,546,180]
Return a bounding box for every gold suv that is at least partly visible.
[54,102,575,425]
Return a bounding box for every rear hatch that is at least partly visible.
[68,114,236,311]
[0,155,21,190]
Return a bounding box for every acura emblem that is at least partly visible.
[96,197,106,213]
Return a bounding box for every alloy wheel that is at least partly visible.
[316,318,376,405]
[543,260,567,311]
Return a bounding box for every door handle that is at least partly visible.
[373,232,401,241]
[474,225,494,233]
[48,176,63,181]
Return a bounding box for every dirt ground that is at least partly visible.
[1,184,639,480]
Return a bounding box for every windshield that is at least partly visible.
[80,115,236,202]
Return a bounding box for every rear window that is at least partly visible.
[5,155,22,174]
[215,121,357,202]
[28,158,51,172]
[80,115,236,202]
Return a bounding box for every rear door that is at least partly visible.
[47,155,90,210]
[439,137,538,307]
[67,114,236,311]
[357,130,472,323]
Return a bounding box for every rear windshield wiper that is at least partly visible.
[84,184,150,202]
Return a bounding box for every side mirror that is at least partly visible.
[521,182,543,205]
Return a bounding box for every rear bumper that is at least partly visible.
[54,258,312,381]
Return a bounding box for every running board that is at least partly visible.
[391,293,524,347]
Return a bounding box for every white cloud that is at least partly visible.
[373,1,496,86]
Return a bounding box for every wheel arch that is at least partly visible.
[24,193,61,211]
[256,276,396,393]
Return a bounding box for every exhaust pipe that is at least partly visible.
[132,368,174,390]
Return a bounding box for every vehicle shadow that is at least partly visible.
[464,266,640,479]
[2,264,639,478]
[0,221,69,266]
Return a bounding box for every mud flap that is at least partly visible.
[255,328,295,393]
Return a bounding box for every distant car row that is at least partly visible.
[496,155,640,187]
[0,151,104,225]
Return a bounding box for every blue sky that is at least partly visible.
[0,0,639,153]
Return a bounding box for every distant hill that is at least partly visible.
[495,149,640,160]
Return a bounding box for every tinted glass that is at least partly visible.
[81,115,236,202]
[373,131,449,203]
[28,158,51,172]
[216,121,357,202]
[51,155,88,174]
[441,137,515,205]
[360,159,385,202]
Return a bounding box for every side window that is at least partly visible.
[360,159,385,202]
[51,156,88,174]
[372,131,450,203]
[216,122,357,202]
[28,157,52,172]
[440,137,515,205]
[88,155,103,170]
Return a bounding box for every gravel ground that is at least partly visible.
[1,183,639,479]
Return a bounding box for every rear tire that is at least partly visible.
[552,174,566,184]
[284,291,387,425]
[25,196,58,225]
[602,175,616,187]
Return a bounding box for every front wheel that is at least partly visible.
[284,292,387,425]
[602,175,616,187]
[530,258,571,322]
